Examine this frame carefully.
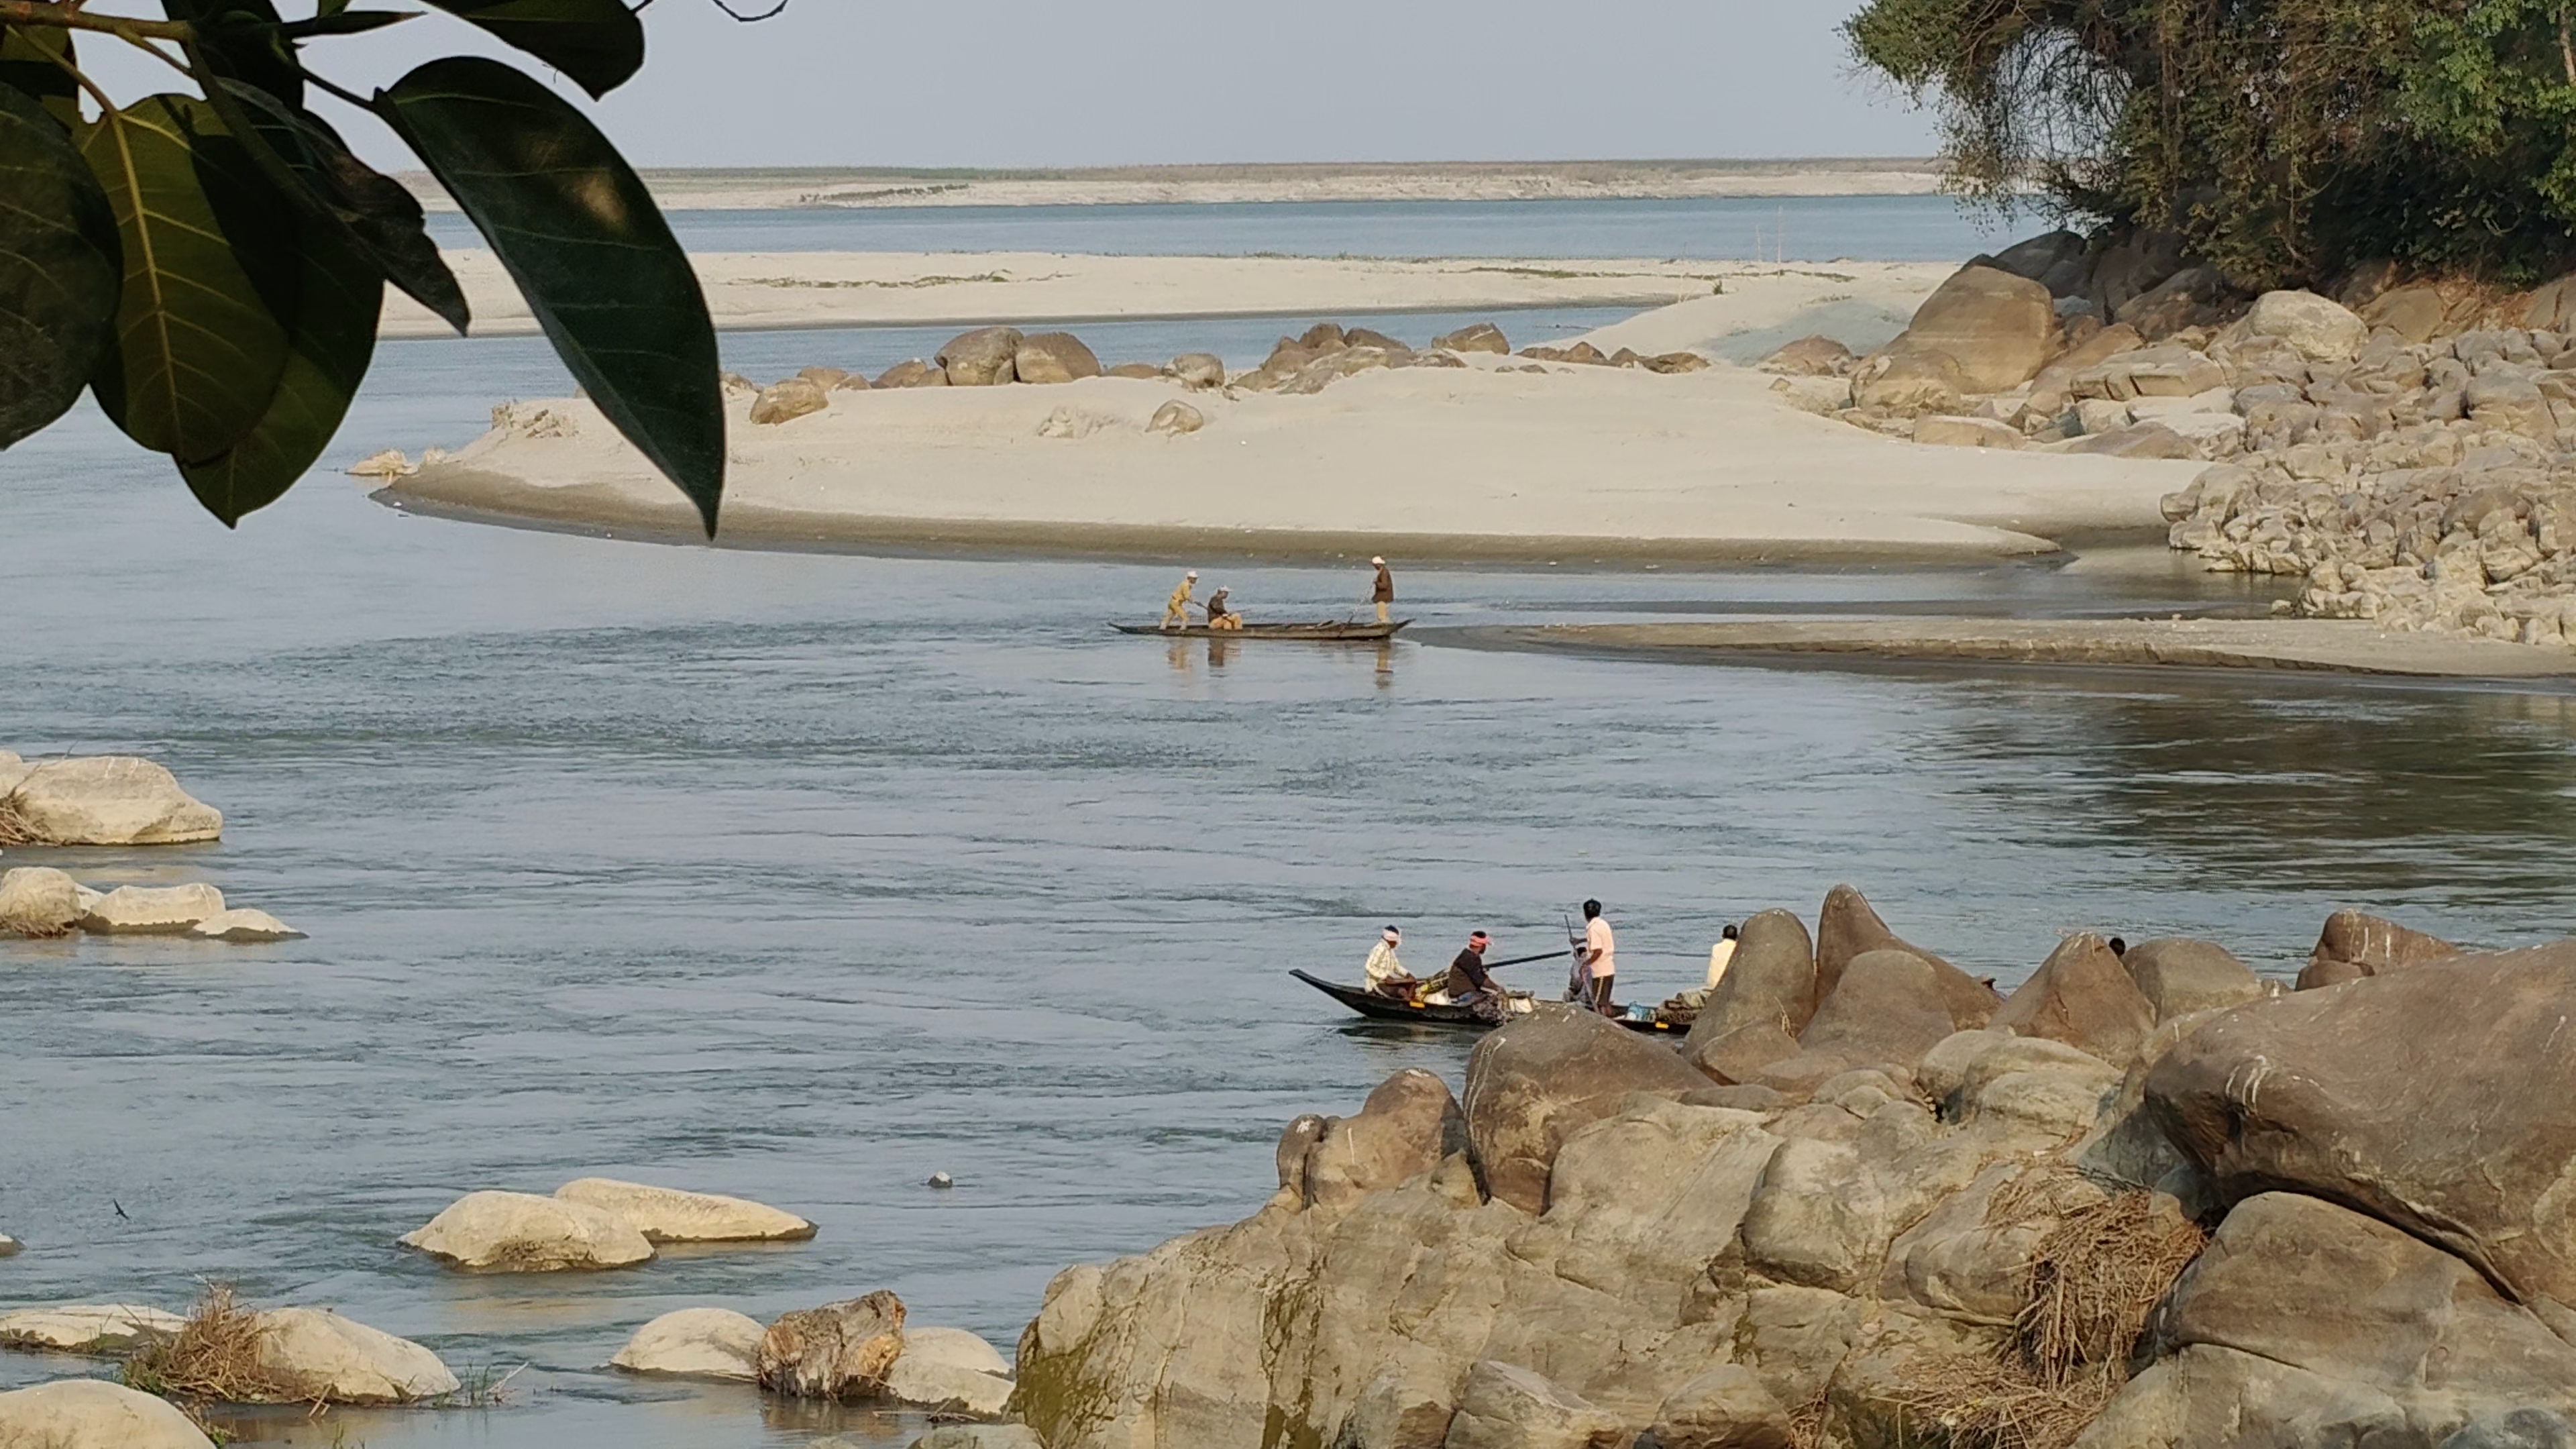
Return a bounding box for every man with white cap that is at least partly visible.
[1205,584,1242,631]
[1370,557,1395,625]
[1161,570,1199,631]
[1363,924,1416,999]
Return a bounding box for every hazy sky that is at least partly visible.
[83,0,1940,169]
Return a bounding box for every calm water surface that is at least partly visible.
[7,313,2576,1449]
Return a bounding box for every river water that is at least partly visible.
[8,203,2576,1449]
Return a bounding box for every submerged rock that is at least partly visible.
[0,1379,212,1449]
[0,1304,184,1355]
[757,1291,906,1399]
[553,1178,815,1243]
[611,1307,765,1381]
[78,884,225,936]
[188,908,304,943]
[398,1190,655,1271]
[3,757,221,845]
[250,1307,459,1404]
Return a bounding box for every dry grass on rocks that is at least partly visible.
[1892,1165,2210,1449]
[0,801,34,847]
[123,1285,311,1407]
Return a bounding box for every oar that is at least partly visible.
[1482,949,1569,970]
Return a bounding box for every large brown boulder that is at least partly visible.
[937,327,1023,386]
[5,757,222,845]
[1461,1006,1708,1213]
[1851,347,1966,413]
[749,377,828,425]
[2298,909,2461,990]
[2147,941,2576,1332]
[2121,938,2264,1022]
[1433,322,1509,355]
[757,1291,906,1399]
[1982,229,2091,298]
[1014,332,1102,385]
[1640,1364,1794,1449]
[1295,1069,1465,1213]
[1991,932,2155,1065]
[1902,265,2055,392]
[1781,950,1960,1077]
[875,359,948,388]
[1684,910,1820,1083]
[1813,885,1994,1027]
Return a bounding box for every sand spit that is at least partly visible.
[380,253,1953,341]
[394,159,1948,213]
[375,360,2198,564]
[1446,619,2576,681]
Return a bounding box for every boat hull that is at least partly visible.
[1114,621,1411,641]
[1289,970,1685,1034]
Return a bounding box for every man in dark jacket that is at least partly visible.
[1371,556,1395,625]
[1445,931,1504,1020]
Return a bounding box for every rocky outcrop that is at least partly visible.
[0,1379,213,1449]
[1291,1068,1466,1213]
[758,1291,907,1399]
[553,1178,815,1242]
[1900,264,2057,392]
[0,1303,185,1354]
[1446,1360,1623,1449]
[1992,932,2156,1064]
[3,757,221,845]
[938,327,1024,386]
[398,1189,656,1271]
[611,1307,765,1381]
[1015,332,1102,385]
[250,1307,459,1403]
[2120,937,2263,1020]
[1811,884,1992,1026]
[1461,1006,1709,1212]
[2298,908,2461,989]
[78,884,225,935]
[1684,908,1819,1063]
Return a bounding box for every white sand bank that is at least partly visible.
[384,254,1956,343]
[397,160,1947,213]
[376,359,2199,564]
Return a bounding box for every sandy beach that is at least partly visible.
[396,159,1947,213]
[380,253,1952,341]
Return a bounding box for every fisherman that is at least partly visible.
[1370,556,1395,625]
[1445,930,1504,1022]
[1363,925,1417,999]
[1706,923,1740,992]
[1205,585,1242,631]
[1576,898,1617,1015]
[1161,570,1199,631]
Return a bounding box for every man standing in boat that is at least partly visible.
[1370,556,1395,625]
[1576,899,1617,1014]
[1161,570,1199,631]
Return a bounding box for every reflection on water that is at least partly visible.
[8,396,2576,1449]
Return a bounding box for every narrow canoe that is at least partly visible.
[1289,970,1687,1034]
[1112,621,1411,641]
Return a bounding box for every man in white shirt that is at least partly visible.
[1706,924,1739,991]
[1364,925,1417,999]
[1579,899,1616,1014]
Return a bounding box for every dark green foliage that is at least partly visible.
[1846,0,2576,285]
[379,57,725,535]
[0,22,80,127]
[0,81,120,449]
[417,0,645,99]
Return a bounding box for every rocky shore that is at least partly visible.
[1004,888,2576,1449]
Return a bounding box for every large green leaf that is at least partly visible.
[377,57,723,535]
[419,0,643,99]
[0,23,80,129]
[180,210,382,525]
[80,93,299,464]
[0,83,122,450]
[162,0,303,108]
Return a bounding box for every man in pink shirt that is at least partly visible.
[1578,898,1617,1015]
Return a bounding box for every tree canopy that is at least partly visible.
[0,1,753,533]
[1845,0,2576,288]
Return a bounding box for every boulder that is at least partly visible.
[719,371,758,397]
[1332,1366,1455,1449]
[885,1326,1014,1417]
[2147,941,2576,1327]
[2298,908,2460,989]
[1104,362,1162,379]
[0,1304,185,1354]
[1443,1361,1622,1449]
[78,883,223,935]
[828,370,871,392]
[2064,422,2196,459]
[2120,938,2262,1020]
[1640,1364,1794,1449]
[1148,400,1205,436]
[1301,322,1348,350]
[757,1290,906,1399]
[749,377,829,425]
[797,366,851,390]
[5,757,221,845]
[1170,352,1227,388]
[1904,265,2055,392]
[251,1307,459,1403]
[1951,1036,2123,1138]
[610,1307,765,1380]
[2070,344,2225,401]
[188,908,303,943]
[1984,229,2092,297]
[2245,288,2369,362]
[1434,322,1509,355]
[937,327,1024,386]
[1992,932,2156,1064]
[2467,368,2558,440]
[1913,415,2023,449]
[2364,283,2451,343]
[1015,331,1102,385]
[1346,327,1409,354]
[2524,272,2576,333]
[2116,265,2231,339]
[0,1379,213,1449]
[1812,884,1992,1026]
[1738,1138,1886,1293]
[398,1189,656,1271]
[1460,1006,1709,1212]
[1758,336,1854,377]
[1297,1069,1465,1213]
[875,359,948,388]
[1786,951,1963,1076]
[1641,351,1711,374]
[553,1178,815,1242]
[1685,908,1819,1053]
[0,866,84,938]
[1852,348,1966,413]
[1689,1021,1803,1087]
[0,1234,14,1256]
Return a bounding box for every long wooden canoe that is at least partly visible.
[1289,970,1686,1034]
[1112,621,1411,641]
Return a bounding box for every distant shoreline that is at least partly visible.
[394,158,1951,213]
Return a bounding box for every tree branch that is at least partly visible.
[0,1,193,42]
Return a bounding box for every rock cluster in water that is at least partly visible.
[0,867,299,943]
[0,753,220,847]
[0,1298,456,1409]
[398,1177,815,1271]
[1009,883,2576,1449]
[609,1293,1017,1419]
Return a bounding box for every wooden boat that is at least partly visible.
[1289,970,1687,1034]
[1112,620,1411,641]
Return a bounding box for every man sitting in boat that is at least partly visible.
[1205,586,1243,631]
[1440,930,1507,1022]
[1161,570,1199,631]
[1363,925,1418,1000]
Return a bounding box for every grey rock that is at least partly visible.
[2121,938,2263,1021]
[937,326,1024,386]
[1462,1006,1707,1212]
